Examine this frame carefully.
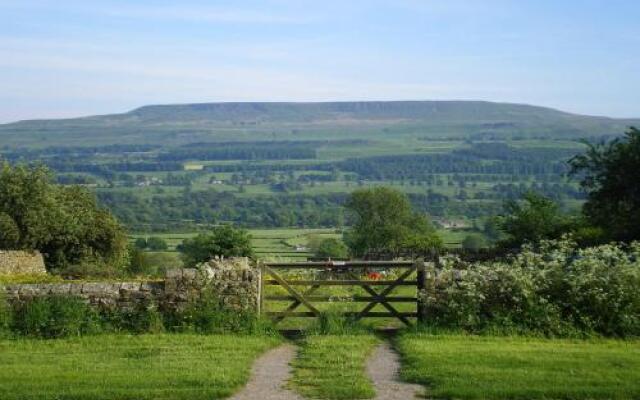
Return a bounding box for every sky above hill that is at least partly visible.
[0,0,638,123]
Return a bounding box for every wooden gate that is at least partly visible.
[259,260,429,326]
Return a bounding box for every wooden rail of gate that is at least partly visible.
[259,260,431,326]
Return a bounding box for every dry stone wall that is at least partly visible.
[0,257,260,314]
[0,250,46,275]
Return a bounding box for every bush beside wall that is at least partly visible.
[424,238,640,337]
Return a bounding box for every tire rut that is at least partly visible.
[229,344,303,400]
[366,342,423,400]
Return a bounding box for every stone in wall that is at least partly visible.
[0,250,46,275]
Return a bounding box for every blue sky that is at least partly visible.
[0,0,638,122]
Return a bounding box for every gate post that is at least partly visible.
[415,258,427,324]
[257,261,264,316]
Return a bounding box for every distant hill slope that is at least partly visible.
[1,101,637,147]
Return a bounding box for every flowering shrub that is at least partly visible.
[424,237,640,337]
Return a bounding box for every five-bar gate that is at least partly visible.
[259,260,430,326]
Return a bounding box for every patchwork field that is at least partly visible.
[131,228,342,261]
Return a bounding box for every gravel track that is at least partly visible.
[229,344,303,400]
[366,342,423,400]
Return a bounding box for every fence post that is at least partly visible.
[257,261,264,316]
[416,258,427,324]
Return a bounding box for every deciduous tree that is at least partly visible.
[343,187,442,257]
[569,127,640,242]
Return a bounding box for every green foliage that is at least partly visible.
[307,308,370,336]
[0,163,128,271]
[134,237,148,249]
[0,212,20,248]
[0,292,12,337]
[482,216,503,242]
[178,225,254,267]
[497,191,574,248]
[425,237,640,337]
[103,303,165,334]
[54,261,126,279]
[570,126,640,242]
[11,296,101,338]
[461,233,487,251]
[344,187,442,257]
[311,237,349,259]
[146,237,168,251]
[165,293,274,335]
[126,247,181,277]
[127,246,150,276]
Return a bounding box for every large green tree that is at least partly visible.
[497,191,573,248]
[0,163,128,270]
[343,187,442,258]
[177,225,254,267]
[569,127,640,242]
[312,238,349,259]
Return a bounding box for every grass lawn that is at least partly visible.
[0,334,280,400]
[397,333,640,399]
[291,335,379,399]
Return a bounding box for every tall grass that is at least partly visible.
[6,293,275,338]
[306,307,371,336]
[0,291,11,337]
[164,292,276,335]
[11,296,101,338]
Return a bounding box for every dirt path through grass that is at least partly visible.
[229,343,302,400]
[366,342,422,400]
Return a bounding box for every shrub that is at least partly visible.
[424,237,640,337]
[11,296,101,338]
[178,226,253,267]
[134,237,148,249]
[52,259,124,279]
[313,238,349,259]
[103,302,165,334]
[0,291,12,337]
[166,293,274,335]
[461,234,487,251]
[127,246,154,276]
[146,237,168,251]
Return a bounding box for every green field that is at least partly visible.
[397,333,640,399]
[0,334,280,400]
[131,226,469,263]
[131,228,342,261]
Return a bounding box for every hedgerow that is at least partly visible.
[424,237,640,337]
